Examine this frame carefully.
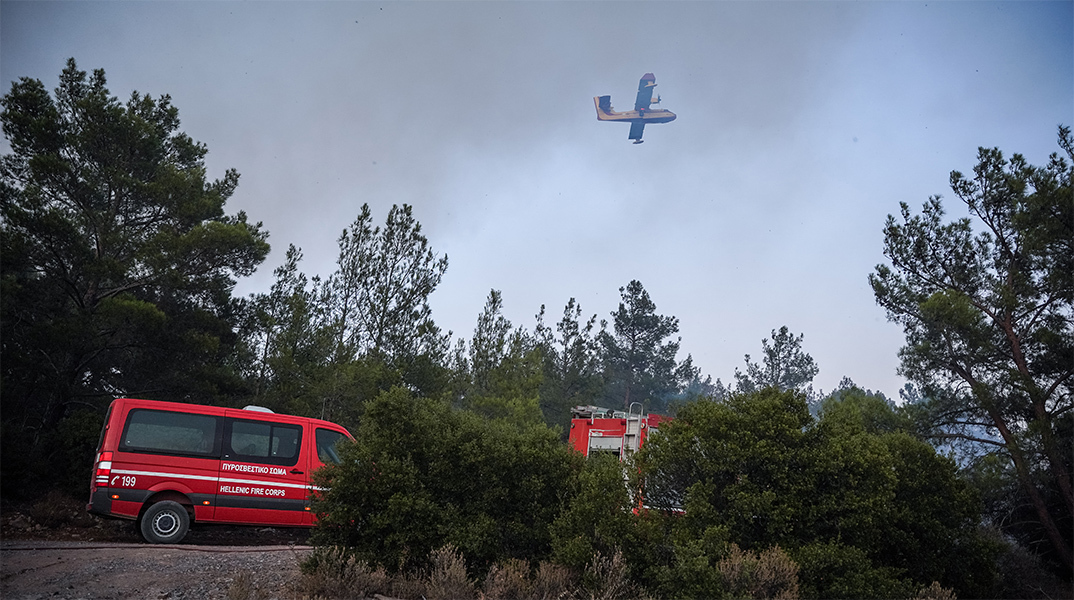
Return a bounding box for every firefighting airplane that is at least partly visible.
[594,73,676,144]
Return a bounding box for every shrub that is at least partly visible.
[550,453,633,572]
[531,561,575,600]
[792,541,913,599]
[423,545,476,600]
[716,544,799,600]
[298,546,390,599]
[912,581,958,600]
[583,549,640,600]
[990,527,1072,599]
[226,571,268,600]
[311,387,578,572]
[637,388,998,598]
[388,570,427,600]
[483,558,533,600]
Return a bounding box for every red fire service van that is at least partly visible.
[87,398,352,543]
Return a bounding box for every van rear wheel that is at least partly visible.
[140,501,190,544]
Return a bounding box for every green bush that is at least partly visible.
[549,452,633,570]
[792,541,912,599]
[311,387,579,573]
[635,387,998,598]
[308,386,1006,598]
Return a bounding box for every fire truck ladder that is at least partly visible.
[622,402,644,457]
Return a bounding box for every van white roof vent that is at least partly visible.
[242,405,274,413]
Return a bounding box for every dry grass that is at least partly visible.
[583,549,640,600]
[226,570,270,600]
[531,562,575,600]
[422,544,477,600]
[297,546,582,600]
[389,569,431,600]
[297,546,391,599]
[483,558,533,599]
[912,581,958,600]
[716,544,799,600]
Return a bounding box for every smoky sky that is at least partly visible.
[3,1,1071,397]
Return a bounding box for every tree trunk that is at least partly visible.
[985,401,1073,572]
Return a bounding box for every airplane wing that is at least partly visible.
[628,121,645,142]
[634,73,657,111]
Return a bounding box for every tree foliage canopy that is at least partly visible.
[239,203,452,428]
[534,298,604,429]
[0,59,269,494]
[870,126,1074,573]
[326,203,449,361]
[599,280,697,413]
[732,326,819,398]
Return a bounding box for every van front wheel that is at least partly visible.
[140,501,190,544]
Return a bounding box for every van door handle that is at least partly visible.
[290,469,304,475]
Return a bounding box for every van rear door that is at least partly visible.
[214,412,311,526]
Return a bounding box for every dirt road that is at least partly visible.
[1,540,312,600]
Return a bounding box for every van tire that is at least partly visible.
[140,501,190,544]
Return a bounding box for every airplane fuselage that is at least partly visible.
[593,97,677,125]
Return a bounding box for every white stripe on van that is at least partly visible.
[111,468,218,483]
[110,468,313,491]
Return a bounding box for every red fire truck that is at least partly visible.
[568,402,672,459]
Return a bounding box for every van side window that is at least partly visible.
[315,428,347,465]
[227,419,302,466]
[121,409,219,457]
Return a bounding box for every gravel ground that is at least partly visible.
[1,504,318,599]
[1,540,312,600]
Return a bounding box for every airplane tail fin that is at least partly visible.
[594,95,616,120]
